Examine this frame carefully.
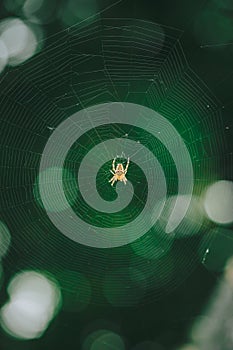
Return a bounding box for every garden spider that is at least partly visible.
[109,157,130,186]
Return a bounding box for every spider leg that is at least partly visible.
[111,178,117,186]
[124,157,130,174]
[110,170,115,175]
[112,158,116,172]
[109,175,115,183]
[123,177,127,185]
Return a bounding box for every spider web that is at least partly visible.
[0,18,226,306]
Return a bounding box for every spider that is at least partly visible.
[109,157,130,186]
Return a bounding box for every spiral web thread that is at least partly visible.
[0,18,225,304]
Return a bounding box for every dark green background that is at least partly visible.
[0,0,232,349]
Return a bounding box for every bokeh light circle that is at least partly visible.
[203,180,233,225]
[0,39,8,73]
[0,270,62,340]
[82,329,125,350]
[0,18,39,66]
[158,195,204,238]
